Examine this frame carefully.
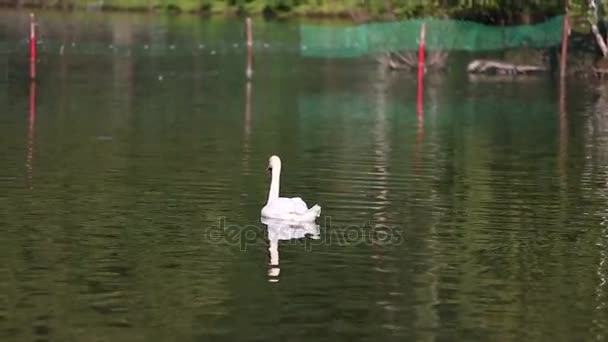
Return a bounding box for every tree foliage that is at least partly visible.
[10,0,603,23]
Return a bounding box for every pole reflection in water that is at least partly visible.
[26,81,36,189]
[245,81,252,140]
[243,81,252,173]
[593,83,608,339]
[415,72,424,168]
[373,64,389,215]
[371,65,398,328]
[261,217,320,283]
[558,76,567,181]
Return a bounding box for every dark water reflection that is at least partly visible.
[1,9,608,342]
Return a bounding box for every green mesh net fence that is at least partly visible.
[299,15,565,58]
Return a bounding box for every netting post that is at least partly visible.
[417,23,425,119]
[29,13,36,81]
[246,17,253,80]
[559,2,569,78]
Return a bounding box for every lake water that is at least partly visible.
[2,10,608,342]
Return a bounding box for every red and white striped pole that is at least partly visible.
[559,1,570,78]
[29,13,37,81]
[417,23,426,118]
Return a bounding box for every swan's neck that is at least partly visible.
[267,166,281,203]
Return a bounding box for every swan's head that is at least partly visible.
[267,155,281,174]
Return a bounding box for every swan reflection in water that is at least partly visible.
[261,217,320,282]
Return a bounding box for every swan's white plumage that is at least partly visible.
[261,155,321,222]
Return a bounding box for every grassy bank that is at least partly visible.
[0,0,599,23]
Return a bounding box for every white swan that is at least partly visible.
[261,155,321,221]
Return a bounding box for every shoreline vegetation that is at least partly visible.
[0,1,596,24]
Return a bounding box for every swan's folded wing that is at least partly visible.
[288,197,309,214]
[265,197,309,215]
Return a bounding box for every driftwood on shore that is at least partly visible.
[467,59,548,75]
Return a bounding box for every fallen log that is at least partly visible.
[592,67,608,78]
[467,74,545,83]
[467,59,548,75]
